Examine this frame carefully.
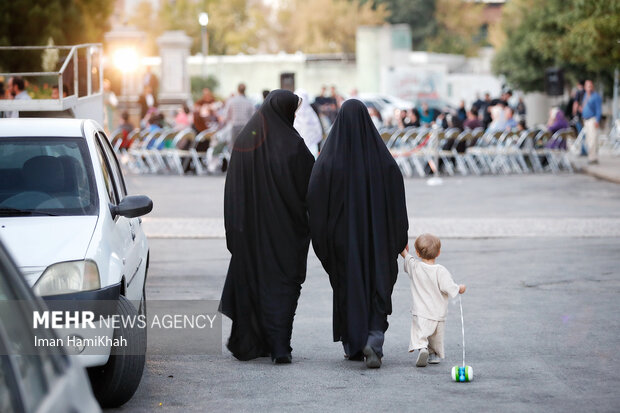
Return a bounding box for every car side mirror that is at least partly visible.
[110,195,153,219]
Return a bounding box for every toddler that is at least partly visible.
[401,233,466,367]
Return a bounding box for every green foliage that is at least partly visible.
[362,0,485,55]
[0,0,113,72]
[493,0,620,94]
[131,0,388,55]
[130,0,272,56]
[276,0,388,54]
[425,0,485,56]
[191,75,219,101]
[362,0,437,50]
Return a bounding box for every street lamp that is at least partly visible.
[199,12,209,78]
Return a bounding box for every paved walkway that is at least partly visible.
[106,173,620,413]
[581,155,620,184]
[142,217,620,239]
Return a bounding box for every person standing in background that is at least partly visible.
[480,92,492,129]
[255,89,270,109]
[143,66,159,96]
[223,83,255,144]
[457,100,467,121]
[294,89,323,158]
[138,85,157,119]
[581,79,602,164]
[103,79,118,133]
[314,86,328,108]
[193,88,217,133]
[516,96,526,120]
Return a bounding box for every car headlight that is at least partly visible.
[33,260,100,296]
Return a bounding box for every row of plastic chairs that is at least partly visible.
[599,119,620,156]
[109,124,578,178]
[382,126,576,178]
[108,126,231,175]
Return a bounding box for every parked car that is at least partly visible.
[0,238,101,412]
[413,98,455,115]
[0,118,153,407]
[358,93,415,126]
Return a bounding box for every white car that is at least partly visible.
[0,118,152,407]
[357,93,415,126]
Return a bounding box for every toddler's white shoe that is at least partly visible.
[428,354,440,364]
[416,348,428,367]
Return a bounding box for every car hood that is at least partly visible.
[0,216,98,269]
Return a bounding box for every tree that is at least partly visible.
[363,0,487,55]
[425,0,485,56]
[129,0,273,56]
[127,1,161,56]
[361,0,437,50]
[139,0,388,55]
[276,0,388,54]
[492,0,620,94]
[0,0,113,72]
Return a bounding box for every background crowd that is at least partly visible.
[1,66,602,166]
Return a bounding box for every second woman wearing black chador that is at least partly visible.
[307,99,409,368]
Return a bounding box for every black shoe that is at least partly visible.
[363,345,381,369]
[273,354,292,364]
[345,352,364,361]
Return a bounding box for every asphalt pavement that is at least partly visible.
[107,173,620,412]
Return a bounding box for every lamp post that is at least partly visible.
[199,12,209,79]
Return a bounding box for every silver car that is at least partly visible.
[0,239,100,412]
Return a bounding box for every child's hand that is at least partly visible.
[459,284,467,294]
[400,244,409,258]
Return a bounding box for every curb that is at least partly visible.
[582,166,620,184]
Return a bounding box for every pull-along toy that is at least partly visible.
[451,295,473,382]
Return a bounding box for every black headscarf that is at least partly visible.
[220,89,315,361]
[307,99,408,357]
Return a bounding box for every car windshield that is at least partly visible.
[0,137,98,216]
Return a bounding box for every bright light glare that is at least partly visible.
[113,48,139,73]
[199,12,209,26]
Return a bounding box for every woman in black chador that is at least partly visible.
[220,89,315,363]
[307,99,408,368]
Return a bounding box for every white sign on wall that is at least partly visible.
[381,65,447,102]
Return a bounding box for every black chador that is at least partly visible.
[307,99,408,365]
[220,89,315,363]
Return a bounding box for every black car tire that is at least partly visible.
[88,295,146,407]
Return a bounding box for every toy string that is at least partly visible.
[459,294,465,367]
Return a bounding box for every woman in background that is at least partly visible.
[294,89,324,158]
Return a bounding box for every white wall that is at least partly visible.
[444,74,502,107]
[143,25,505,107]
[187,54,357,99]
[523,92,551,128]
